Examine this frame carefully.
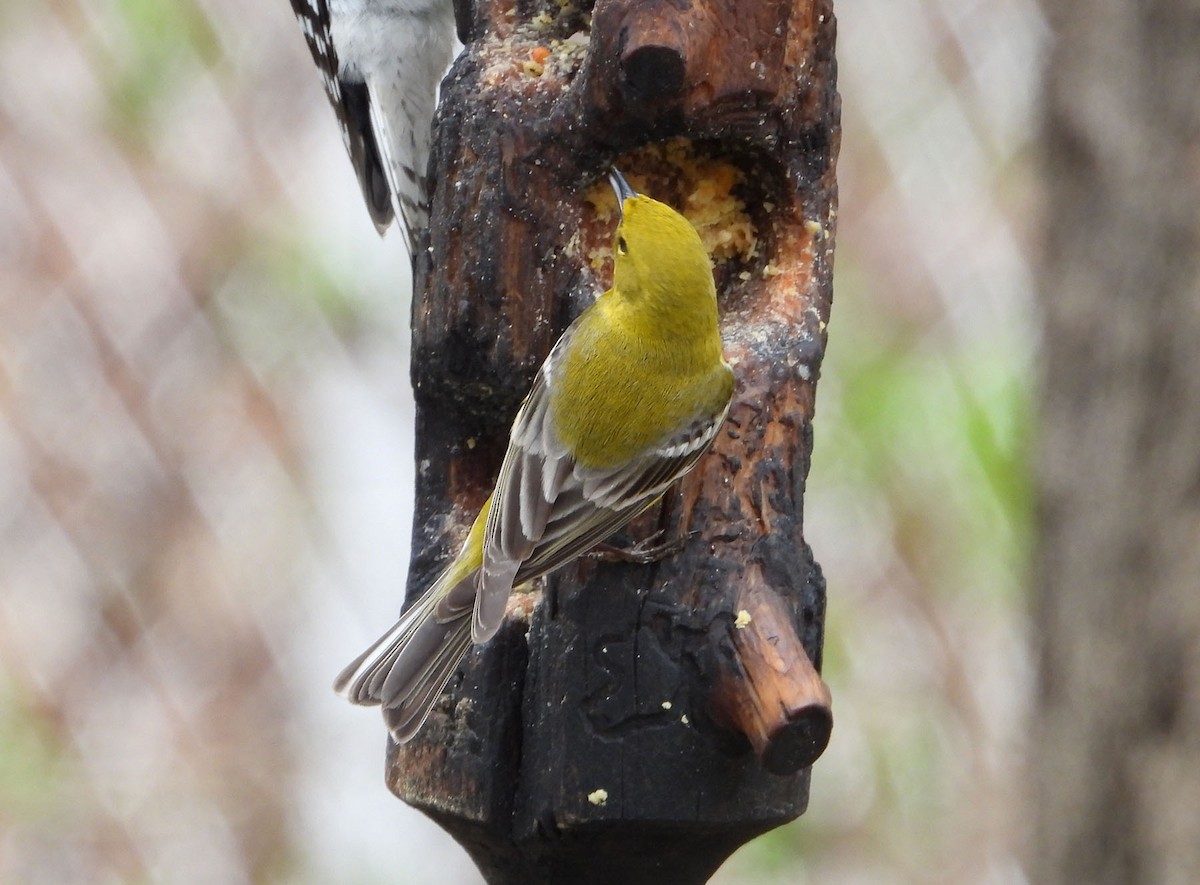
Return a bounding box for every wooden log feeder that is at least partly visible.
[392,0,838,881]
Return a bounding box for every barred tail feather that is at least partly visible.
[333,572,476,742]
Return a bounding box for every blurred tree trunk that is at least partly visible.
[1031,0,1200,881]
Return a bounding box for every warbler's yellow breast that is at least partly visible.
[548,194,730,470]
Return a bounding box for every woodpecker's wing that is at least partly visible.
[288,0,395,233]
[472,326,731,644]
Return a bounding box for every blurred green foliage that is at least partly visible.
[0,686,65,825]
[100,0,220,139]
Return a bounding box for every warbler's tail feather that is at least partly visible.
[382,622,473,742]
[334,572,477,741]
[334,585,435,705]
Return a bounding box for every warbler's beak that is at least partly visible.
[608,166,637,217]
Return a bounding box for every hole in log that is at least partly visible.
[579,139,783,286]
[620,45,687,104]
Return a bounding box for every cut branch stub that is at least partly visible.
[392,0,838,881]
[578,0,793,131]
[613,6,688,108]
[712,578,833,776]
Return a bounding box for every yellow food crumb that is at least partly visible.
[734,609,752,629]
[562,227,584,260]
[585,188,618,224]
[520,59,544,77]
[684,162,756,261]
[587,788,608,806]
[587,244,614,272]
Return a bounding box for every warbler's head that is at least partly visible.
[607,168,717,313]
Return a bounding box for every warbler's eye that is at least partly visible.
[616,236,628,255]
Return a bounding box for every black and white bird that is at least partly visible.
[289,0,458,255]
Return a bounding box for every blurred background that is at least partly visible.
[0,0,1044,881]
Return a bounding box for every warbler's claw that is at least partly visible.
[587,530,693,565]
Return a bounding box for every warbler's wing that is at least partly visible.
[516,404,729,578]
[472,332,730,642]
[471,336,570,642]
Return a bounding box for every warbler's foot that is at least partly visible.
[587,531,692,565]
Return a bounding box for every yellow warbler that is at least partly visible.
[335,168,734,742]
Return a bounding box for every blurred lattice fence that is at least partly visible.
[0,1,1043,883]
